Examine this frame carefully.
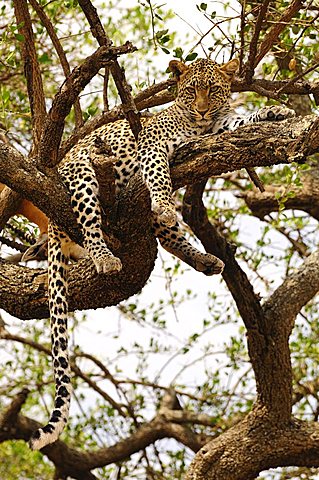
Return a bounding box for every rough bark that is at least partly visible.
[0,388,205,480]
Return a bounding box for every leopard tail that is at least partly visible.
[29,222,72,450]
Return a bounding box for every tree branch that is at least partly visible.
[13,0,46,151]
[78,0,142,140]
[28,0,83,127]
[38,42,137,168]
[264,250,319,331]
[254,0,304,67]
[242,181,319,221]
[185,417,319,480]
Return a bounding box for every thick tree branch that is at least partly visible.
[172,115,318,189]
[38,42,137,168]
[185,416,319,480]
[13,0,46,151]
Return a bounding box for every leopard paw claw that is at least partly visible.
[93,254,122,275]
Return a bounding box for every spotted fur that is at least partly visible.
[29,58,295,449]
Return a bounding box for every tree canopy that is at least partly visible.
[0,1,319,479]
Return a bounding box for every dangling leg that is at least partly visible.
[59,160,122,274]
[153,216,224,275]
[29,222,72,450]
[137,128,177,227]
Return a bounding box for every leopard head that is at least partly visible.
[169,58,239,122]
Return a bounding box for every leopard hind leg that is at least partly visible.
[153,216,224,275]
[29,222,72,450]
[59,159,122,275]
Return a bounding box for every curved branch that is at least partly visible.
[264,250,319,331]
[0,410,203,479]
[38,42,137,168]
[242,181,319,221]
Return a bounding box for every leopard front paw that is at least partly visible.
[259,105,295,122]
[93,253,122,275]
[152,202,177,227]
[195,253,224,276]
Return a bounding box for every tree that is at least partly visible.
[0,0,319,478]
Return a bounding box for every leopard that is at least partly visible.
[28,57,295,450]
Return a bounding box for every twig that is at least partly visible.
[245,0,271,82]
[254,0,304,67]
[78,0,142,140]
[246,167,265,192]
[28,0,83,127]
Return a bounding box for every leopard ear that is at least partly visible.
[169,60,189,80]
[219,58,239,80]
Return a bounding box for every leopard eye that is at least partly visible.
[185,85,195,94]
[209,85,220,94]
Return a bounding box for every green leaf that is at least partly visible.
[14,33,25,42]
[185,52,198,62]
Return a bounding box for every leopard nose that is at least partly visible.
[198,109,208,118]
